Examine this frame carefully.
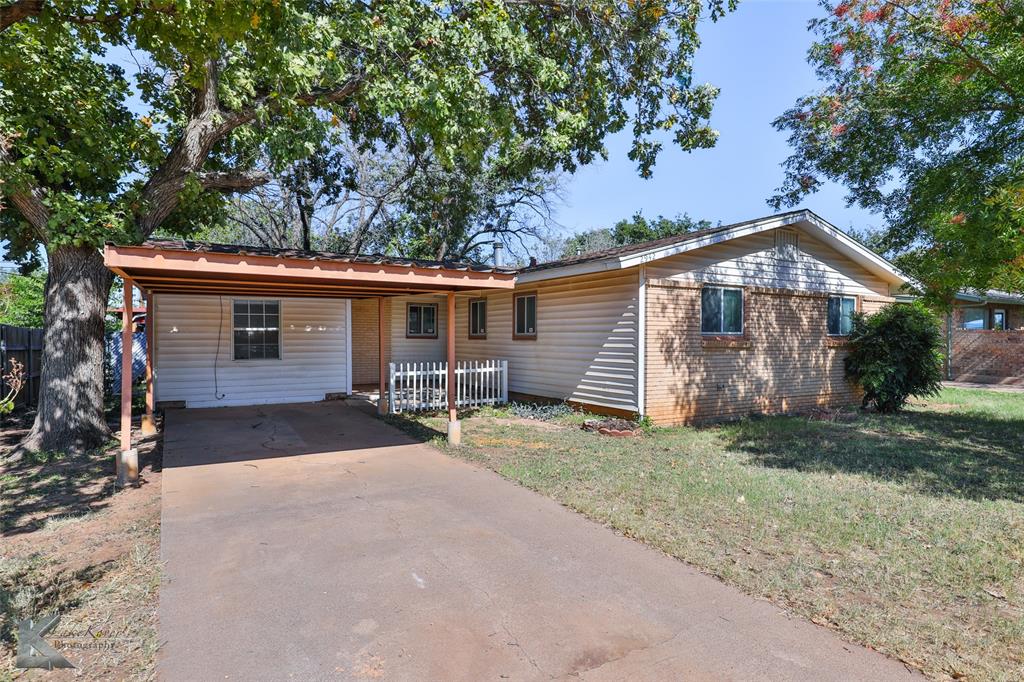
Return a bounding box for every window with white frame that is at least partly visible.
[406,303,437,338]
[701,286,743,335]
[827,295,856,336]
[514,293,537,338]
[961,307,987,330]
[233,300,280,360]
[469,299,487,338]
[993,309,1007,331]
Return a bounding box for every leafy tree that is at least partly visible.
[200,135,563,263]
[0,0,733,454]
[560,212,711,258]
[844,303,944,413]
[0,271,46,327]
[772,0,1024,303]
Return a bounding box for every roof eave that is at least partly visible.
[519,209,911,288]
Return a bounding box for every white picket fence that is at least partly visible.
[388,360,508,413]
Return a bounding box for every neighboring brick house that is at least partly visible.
[947,292,1024,386]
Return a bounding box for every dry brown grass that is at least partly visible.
[1,421,163,680]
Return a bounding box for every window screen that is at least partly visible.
[407,303,437,337]
[827,296,856,335]
[515,294,537,337]
[233,300,280,360]
[469,299,487,338]
[775,229,800,260]
[701,287,743,334]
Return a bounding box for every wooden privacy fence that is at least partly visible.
[0,324,43,409]
[388,360,508,413]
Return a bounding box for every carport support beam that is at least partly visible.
[119,278,139,486]
[446,291,460,445]
[141,292,157,436]
[378,296,387,415]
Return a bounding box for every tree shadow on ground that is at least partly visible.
[0,419,163,536]
[719,408,1024,504]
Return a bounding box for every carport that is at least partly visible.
[103,240,515,484]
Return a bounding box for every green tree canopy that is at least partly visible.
[772,0,1024,302]
[560,212,711,258]
[0,270,45,327]
[0,0,734,453]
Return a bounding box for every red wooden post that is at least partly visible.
[118,278,138,484]
[446,291,460,444]
[141,292,156,436]
[378,296,386,415]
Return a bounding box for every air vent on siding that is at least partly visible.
[775,229,800,260]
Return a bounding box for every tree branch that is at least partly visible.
[0,133,50,242]
[136,65,363,239]
[0,0,43,33]
[198,170,271,191]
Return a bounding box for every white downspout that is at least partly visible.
[637,265,647,417]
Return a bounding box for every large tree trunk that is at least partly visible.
[17,246,114,456]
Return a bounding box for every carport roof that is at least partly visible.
[104,239,517,298]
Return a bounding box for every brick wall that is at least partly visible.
[644,280,894,425]
[950,330,1024,384]
[350,298,390,386]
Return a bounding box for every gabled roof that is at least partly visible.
[518,209,910,286]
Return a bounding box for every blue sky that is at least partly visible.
[554,0,882,237]
[3,1,882,268]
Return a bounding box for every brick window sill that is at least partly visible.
[825,337,851,348]
[701,336,751,350]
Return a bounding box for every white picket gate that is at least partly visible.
[388,360,508,413]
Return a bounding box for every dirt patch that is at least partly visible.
[1,420,163,680]
[484,417,566,431]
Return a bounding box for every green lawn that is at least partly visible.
[392,387,1024,681]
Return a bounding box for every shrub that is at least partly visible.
[844,303,944,413]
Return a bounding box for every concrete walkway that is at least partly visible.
[159,402,916,681]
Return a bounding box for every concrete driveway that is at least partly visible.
[159,402,915,681]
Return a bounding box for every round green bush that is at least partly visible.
[844,302,945,413]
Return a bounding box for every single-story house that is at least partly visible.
[946,289,1024,385]
[103,209,909,479]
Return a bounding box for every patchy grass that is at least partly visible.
[0,423,163,680]
[392,388,1024,681]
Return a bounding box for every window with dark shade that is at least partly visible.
[827,296,856,336]
[514,294,537,338]
[469,299,487,338]
[233,300,281,360]
[406,303,437,338]
[701,286,743,335]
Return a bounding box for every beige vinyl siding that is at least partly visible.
[154,294,350,408]
[389,294,448,364]
[645,228,890,297]
[454,269,641,412]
